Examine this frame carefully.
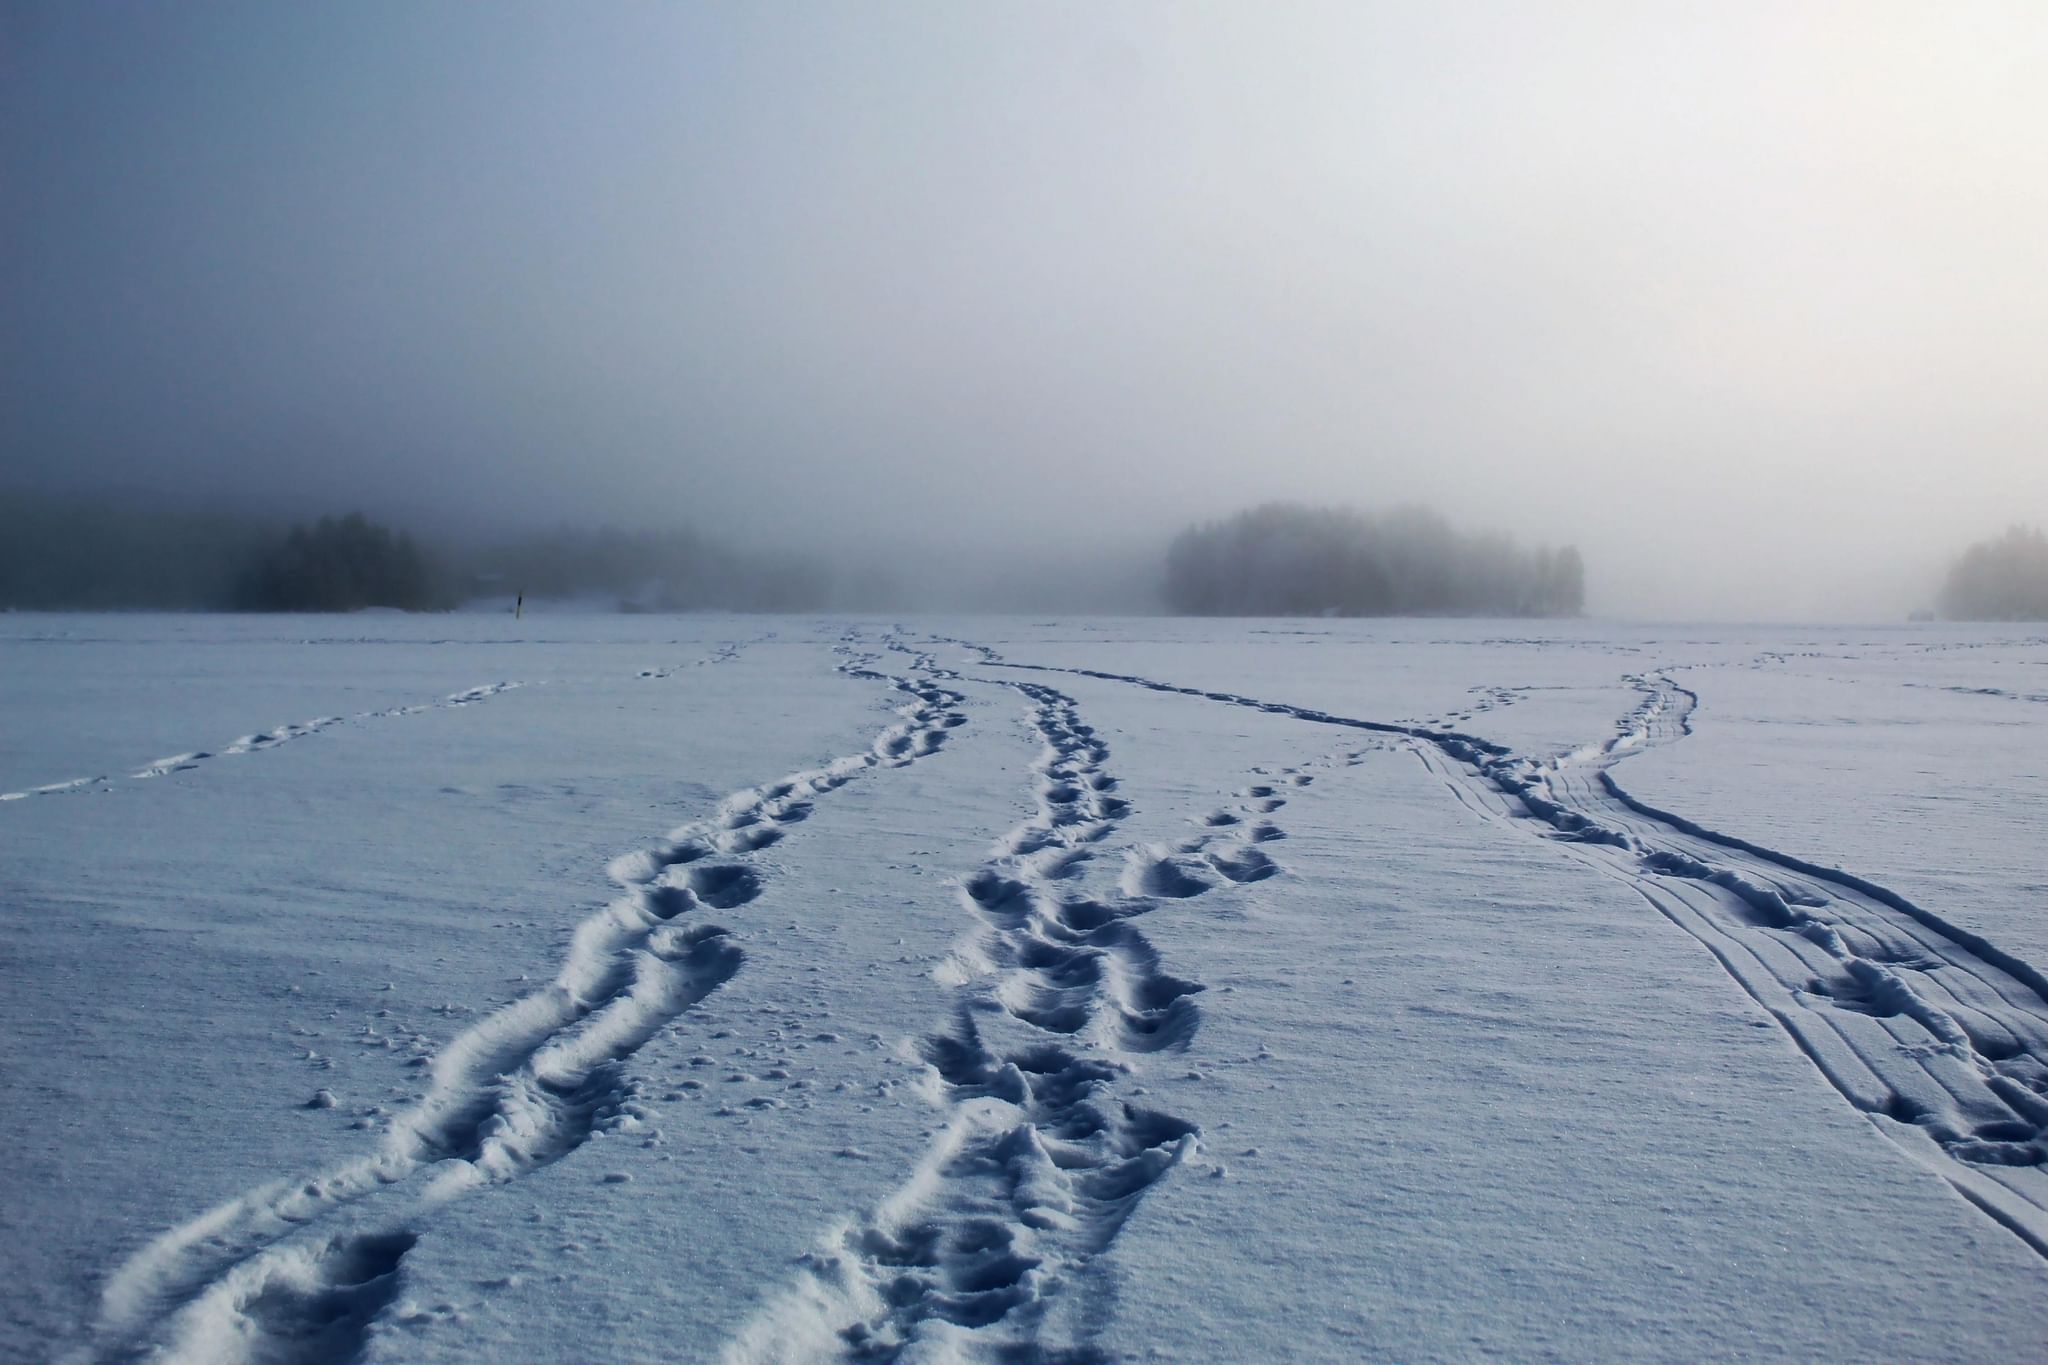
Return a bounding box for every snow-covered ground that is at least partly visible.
[3,613,2045,1362]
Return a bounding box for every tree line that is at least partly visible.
[0,492,835,613]
[1164,503,1584,616]
[1940,526,2048,620]
[0,492,269,610]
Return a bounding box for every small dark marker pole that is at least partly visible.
[515,592,523,620]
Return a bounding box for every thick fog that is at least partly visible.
[6,2,2047,618]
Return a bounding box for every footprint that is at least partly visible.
[232,1230,416,1364]
[682,865,761,910]
[1123,854,1215,900]
[963,871,1037,920]
[1206,846,1278,884]
[718,824,784,853]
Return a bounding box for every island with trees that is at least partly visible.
[1163,503,1584,617]
[1939,526,2048,621]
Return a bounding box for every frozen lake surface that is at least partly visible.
[4,613,2046,1362]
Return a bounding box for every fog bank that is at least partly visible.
[7,3,2047,619]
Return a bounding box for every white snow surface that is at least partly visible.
[3,613,2046,1362]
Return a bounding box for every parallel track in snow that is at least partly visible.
[2,682,525,803]
[7,635,771,806]
[975,648,2048,1261]
[81,642,965,1365]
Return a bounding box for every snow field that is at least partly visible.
[2,614,2044,1361]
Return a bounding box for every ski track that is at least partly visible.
[1,683,524,804]
[972,648,2048,1261]
[636,632,772,679]
[80,640,966,1365]
[724,658,1289,1363]
[1906,681,2048,706]
[6,635,772,805]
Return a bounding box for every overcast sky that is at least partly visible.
[6,2,2047,617]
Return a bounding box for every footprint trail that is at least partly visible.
[4,682,525,802]
[83,648,965,1365]
[976,647,2048,1260]
[9,634,769,805]
[726,673,1285,1363]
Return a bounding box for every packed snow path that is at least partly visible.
[984,650,2048,1259]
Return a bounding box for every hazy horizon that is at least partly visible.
[7,2,2047,619]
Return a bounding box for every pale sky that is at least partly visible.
[6,2,2047,617]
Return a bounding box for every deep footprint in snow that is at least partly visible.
[717,823,784,853]
[1122,852,1216,900]
[1206,846,1278,884]
[228,1230,416,1365]
[610,836,716,885]
[680,865,761,910]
